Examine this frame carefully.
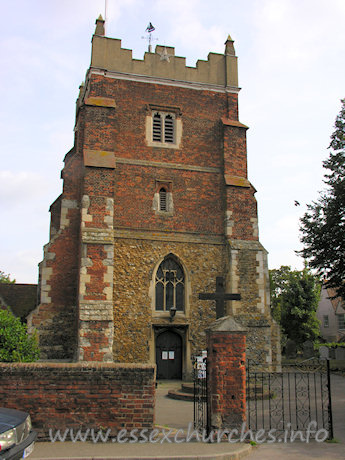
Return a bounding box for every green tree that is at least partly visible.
[0,270,15,284]
[270,266,321,349]
[0,309,40,362]
[269,265,292,323]
[299,98,345,299]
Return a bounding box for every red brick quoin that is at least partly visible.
[206,317,247,431]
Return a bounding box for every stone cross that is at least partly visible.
[319,345,329,360]
[199,277,241,319]
[302,340,314,359]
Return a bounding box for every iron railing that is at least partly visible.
[246,358,334,439]
[193,357,209,434]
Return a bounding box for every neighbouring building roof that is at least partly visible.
[325,286,343,312]
[317,284,345,343]
[0,284,38,322]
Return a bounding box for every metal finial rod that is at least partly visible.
[142,22,157,53]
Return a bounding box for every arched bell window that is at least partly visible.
[152,112,162,142]
[155,255,185,312]
[164,115,174,143]
[152,111,175,144]
[159,188,167,212]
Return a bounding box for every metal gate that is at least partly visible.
[246,359,334,439]
[193,356,209,433]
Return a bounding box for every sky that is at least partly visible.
[0,0,344,283]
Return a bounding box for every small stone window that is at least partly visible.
[146,105,182,149]
[155,255,185,312]
[153,181,173,216]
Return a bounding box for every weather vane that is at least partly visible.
[142,22,158,53]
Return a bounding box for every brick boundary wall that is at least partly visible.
[0,362,155,440]
[206,317,247,431]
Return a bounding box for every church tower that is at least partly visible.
[28,17,280,377]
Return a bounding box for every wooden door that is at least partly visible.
[156,330,182,379]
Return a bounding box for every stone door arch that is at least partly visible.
[155,330,182,379]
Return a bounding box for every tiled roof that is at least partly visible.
[0,284,37,321]
[325,286,343,312]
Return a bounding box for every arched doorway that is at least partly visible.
[156,330,182,379]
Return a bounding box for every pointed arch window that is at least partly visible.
[155,256,185,312]
[153,180,173,215]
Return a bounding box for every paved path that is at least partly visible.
[155,380,194,428]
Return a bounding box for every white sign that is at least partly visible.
[162,351,168,360]
[169,351,175,360]
[195,352,207,378]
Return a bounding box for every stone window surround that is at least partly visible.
[145,104,182,149]
[149,253,191,320]
[153,180,174,216]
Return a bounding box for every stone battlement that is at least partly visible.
[90,17,238,90]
